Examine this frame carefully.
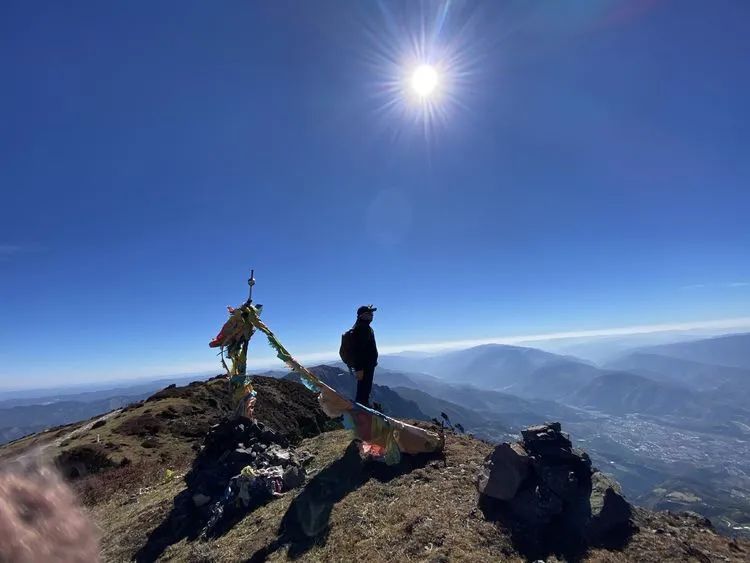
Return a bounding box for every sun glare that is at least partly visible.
[411,64,439,98]
[366,1,476,141]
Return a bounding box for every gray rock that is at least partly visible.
[586,471,632,542]
[481,423,635,550]
[283,465,306,490]
[477,442,530,500]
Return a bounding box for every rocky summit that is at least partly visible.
[478,421,633,559]
[2,377,749,562]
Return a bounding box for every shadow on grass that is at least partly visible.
[246,441,442,562]
[134,488,206,563]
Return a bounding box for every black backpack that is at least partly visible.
[339,329,355,367]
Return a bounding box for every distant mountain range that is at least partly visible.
[567,371,703,417]
[0,374,208,405]
[380,343,597,394]
[604,333,750,416]
[378,334,750,420]
[606,352,750,392]
[630,332,750,370]
[0,393,149,445]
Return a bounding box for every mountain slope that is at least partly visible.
[0,376,333,472]
[380,344,600,396]
[511,360,604,400]
[390,386,503,431]
[568,372,703,416]
[373,367,585,429]
[607,352,750,391]
[635,332,750,370]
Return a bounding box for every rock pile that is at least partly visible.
[477,422,633,555]
[133,415,317,560]
[186,418,312,536]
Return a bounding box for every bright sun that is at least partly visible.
[411,64,439,98]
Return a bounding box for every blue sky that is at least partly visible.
[1,1,749,388]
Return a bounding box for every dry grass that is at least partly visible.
[90,430,520,563]
[87,428,750,563]
[89,466,189,562]
[74,458,190,507]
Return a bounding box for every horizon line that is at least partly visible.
[248,315,750,368]
[2,316,749,390]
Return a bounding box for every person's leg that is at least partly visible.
[356,366,375,406]
[355,372,368,404]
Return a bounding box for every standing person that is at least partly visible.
[348,305,379,406]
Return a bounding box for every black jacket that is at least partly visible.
[351,320,378,371]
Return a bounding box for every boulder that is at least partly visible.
[477,423,635,554]
[586,471,632,542]
[477,442,530,500]
[282,465,305,490]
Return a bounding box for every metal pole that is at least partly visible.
[247,269,255,305]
